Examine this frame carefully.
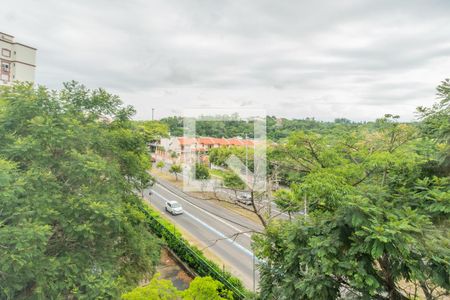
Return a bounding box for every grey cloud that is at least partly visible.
[1,0,449,120]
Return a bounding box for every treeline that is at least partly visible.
[160,115,362,140]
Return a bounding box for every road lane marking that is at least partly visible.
[154,183,253,238]
[183,210,255,258]
[151,189,255,258]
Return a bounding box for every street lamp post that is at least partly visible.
[253,253,256,292]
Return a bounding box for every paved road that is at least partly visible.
[144,178,263,290]
[154,158,290,218]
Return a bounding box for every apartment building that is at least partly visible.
[0,32,36,85]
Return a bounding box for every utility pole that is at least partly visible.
[253,253,256,292]
[245,133,248,184]
[152,108,155,121]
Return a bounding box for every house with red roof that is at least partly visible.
[156,136,255,163]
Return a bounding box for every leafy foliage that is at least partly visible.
[156,161,165,171]
[209,146,254,172]
[182,276,233,300]
[169,164,182,181]
[418,78,450,175]
[121,273,179,300]
[223,171,246,191]
[140,204,246,299]
[160,115,361,141]
[0,82,161,299]
[194,163,211,180]
[121,275,233,300]
[134,120,169,143]
[255,112,450,299]
[273,187,303,219]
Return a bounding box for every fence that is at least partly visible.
[140,205,247,300]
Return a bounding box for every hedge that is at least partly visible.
[139,202,250,300]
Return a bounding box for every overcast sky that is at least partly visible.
[2,0,450,121]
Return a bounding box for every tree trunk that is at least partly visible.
[419,281,434,300]
[250,190,267,228]
[378,254,409,300]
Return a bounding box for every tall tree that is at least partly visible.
[194,163,211,180]
[254,115,449,300]
[169,164,182,181]
[0,82,161,299]
[135,120,169,143]
[156,161,165,171]
[418,78,450,175]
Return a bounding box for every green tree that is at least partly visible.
[273,187,302,220]
[209,146,254,172]
[170,164,182,181]
[418,78,450,175]
[135,120,169,144]
[121,275,232,300]
[223,172,245,190]
[209,147,232,167]
[156,161,165,171]
[0,82,161,299]
[254,115,449,300]
[170,151,178,163]
[160,116,184,136]
[121,273,179,300]
[194,163,210,180]
[182,277,233,300]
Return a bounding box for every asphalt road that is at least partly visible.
[154,159,291,218]
[144,178,263,290]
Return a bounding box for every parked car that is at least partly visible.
[237,194,252,205]
[165,200,183,215]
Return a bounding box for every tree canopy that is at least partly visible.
[135,120,169,143]
[418,78,450,175]
[194,163,211,180]
[0,82,160,299]
[169,164,182,181]
[254,111,449,299]
[121,274,233,300]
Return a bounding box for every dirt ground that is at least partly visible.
[156,248,193,290]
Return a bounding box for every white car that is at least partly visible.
[165,201,183,215]
[237,194,252,205]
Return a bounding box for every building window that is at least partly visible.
[1,49,11,58]
[1,62,10,73]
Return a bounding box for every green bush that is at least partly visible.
[140,203,248,299]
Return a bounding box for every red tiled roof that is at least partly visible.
[211,138,230,145]
[197,137,215,145]
[178,137,197,145]
[177,137,254,147]
[227,138,244,146]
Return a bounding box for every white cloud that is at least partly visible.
[2,0,449,121]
